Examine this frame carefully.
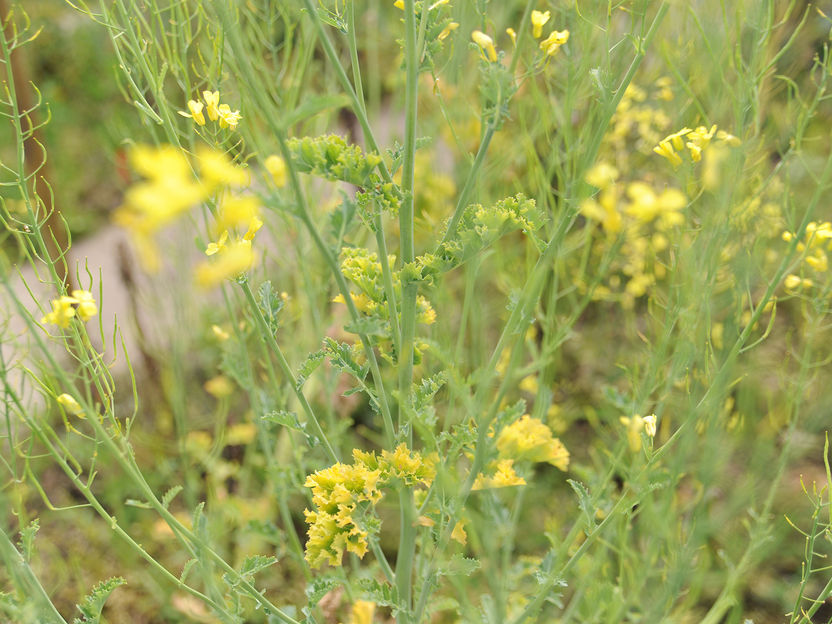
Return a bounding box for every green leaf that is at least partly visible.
[17,519,38,562]
[73,577,126,624]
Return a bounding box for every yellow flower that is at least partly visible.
[41,296,78,328]
[346,600,376,624]
[264,154,288,187]
[217,104,242,130]
[643,414,657,438]
[438,21,459,41]
[197,147,248,189]
[57,393,84,418]
[451,520,467,545]
[195,239,255,288]
[205,230,229,256]
[531,10,550,38]
[539,29,569,56]
[471,30,497,62]
[217,195,261,233]
[244,216,263,241]
[204,375,234,399]
[506,27,517,46]
[496,415,569,471]
[625,182,686,226]
[473,458,526,490]
[71,290,97,322]
[178,99,206,126]
[620,414,646,451]
[211,324,230,340]
[585,162,619,189]
[653,140,682,168]
[202,90,220,121]
[394,0,404,8]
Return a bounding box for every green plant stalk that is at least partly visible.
[395,2,420,622]
[0,520,66,624]
[214,2,397,446]
[414,6,672,616]
[238,278,340,464]
[439,0,535,246]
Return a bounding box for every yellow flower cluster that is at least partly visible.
[472,414,569,490]
[178,90,242,131]
[41,290,97,328]
[782,221,832,291]
[580,163,689,306]
[115,144,262,285]
[496,414,570,470]
[539,29,569,57]
[653,124,740,168]
[471,30,497,62]
[304,444,435,568]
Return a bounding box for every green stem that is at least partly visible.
[238,277,341,464]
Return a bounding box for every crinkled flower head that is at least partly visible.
[496,415,569,470]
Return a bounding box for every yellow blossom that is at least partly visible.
[620,414,646,451]
[585,162,619,189]
[211,324,230,340]
[394,0,404,8]
[197,147,248,189]
[643,414,657,438]
[471,30,497,62]
[216,195,261,233]
[451,521,467,545]
[71,290,97,322]
[205,230,229,256]
[346,601,376,624]
[244,216,263,241]
[539,29,569,56]
[496,415,569,470]
[473,458,526,490]
[202,90,220,121]
[178,99,205,125]
[438,21,459,41]
[57,393,84,418]
[195,239,255,288]
[506,27,517,46]
[41,296,78,328]
[653,140,682,168]
[204,375,234,398]
[264,154,288,187]
[531,10,550,38]
[217,104,242,130]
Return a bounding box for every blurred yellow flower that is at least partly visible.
[57,393,84,417]
[264,154,288,187]
[496,415,569,470]
[202,90,220,121]
[41,296,78,328]
[540,29,569,56]
[531,10,550,38]
[472,30,497,62]
[438,21,459,41]
[195,239,255,288]
[71,290,98,322]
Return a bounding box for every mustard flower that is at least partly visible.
[539,29,569,56]
[57,393,84,417]
[195,239,255,288]
[346,601,376,624]
[531,10,550,38]
[216,195,261,233]
[653,140,683,168]
[71,290,97,322]
[394,0,404,8]
[243,216,263,241]
[217,104,242,130]
[496,414,570,470]
[620,414,646,451]
[197,147,248,189]
[506,27,517,46]
[178,99,206,126]
[473,458,526,490]
[264,154,288,187]
[438,21,459,41]
[643,414,657,438]
[471,30,498,62]
[205,230,229,256]
[41,296,78,328]
[202,90,220,121]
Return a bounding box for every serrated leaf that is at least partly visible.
[239,555,277,580]
[305,576,340,607]
[180,559,197,584]
[356,578,400,612]
[161,486,183,510]
[17,519,39,562]
[296,350,326,389]
[262,410,299,429]
[73,577,126,624]
[438,555,480,577]
[567,479,597,530]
